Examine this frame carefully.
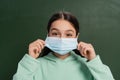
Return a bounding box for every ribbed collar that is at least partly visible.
[44,51,79,62]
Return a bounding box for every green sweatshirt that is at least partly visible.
[13,51,114,80]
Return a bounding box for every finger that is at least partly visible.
[80,42,91,47]
[35,42,41,49]
[32,48,40,58]
[88,44,94,48]
[37,40,45,48]
[81,46,86,56]
[80,44,90,55]
[35,52,40,58]
[37,39,45,45]
[35,43,42,53]
[33,46,40,54]
[77,42,85,55]
[35,41,43,50]
[83,47,88,56]
[41,40,45,45]
[78,42,84,50]
[29,46,38,57]
[84,47,92,57]
[77,41,92,56]
[39,42,45,49]
[77,43,81,50]
[79,41,86,45]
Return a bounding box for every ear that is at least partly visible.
[76,33,80,38]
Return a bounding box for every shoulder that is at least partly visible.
[70,51,87,62]
[37,56,48,62]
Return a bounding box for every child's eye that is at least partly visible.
[66,34,73,37]
[52,33,58,36]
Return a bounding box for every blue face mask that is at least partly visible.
[45,37,78,55]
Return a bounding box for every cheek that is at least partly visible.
[73,32,77,38]
[74,34,77,38]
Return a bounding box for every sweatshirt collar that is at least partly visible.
[44,51,78,62]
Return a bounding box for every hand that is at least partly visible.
[77,42,96,61]
[28,39,45,58]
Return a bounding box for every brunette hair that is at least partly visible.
[40,11,83,57]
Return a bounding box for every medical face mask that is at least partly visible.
[45,37,78,55]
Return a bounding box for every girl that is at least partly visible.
[13,11,114,80]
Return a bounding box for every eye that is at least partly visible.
[66,34,73,37]
[51,32,58,36]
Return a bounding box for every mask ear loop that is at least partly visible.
[39,35,52,57]
[73,49,84,57]
[73,40,84,58]
[39,47,52,57]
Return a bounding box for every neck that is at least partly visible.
[53,53,70,60]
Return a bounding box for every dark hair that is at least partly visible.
[47,11,79,36]
[40,11,83,57]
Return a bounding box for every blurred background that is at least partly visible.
[0,0,120,79]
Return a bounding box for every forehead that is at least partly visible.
[50,19,76,32]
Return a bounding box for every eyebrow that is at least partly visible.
[51,28,59,31]
[66,30,74,33]
[51,28,74,33]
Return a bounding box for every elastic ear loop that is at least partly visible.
[73,49,84,57]
[73,40,84,57]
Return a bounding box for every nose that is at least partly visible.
[60,34,66,38]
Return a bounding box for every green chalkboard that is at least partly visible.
[0,0,120,80]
